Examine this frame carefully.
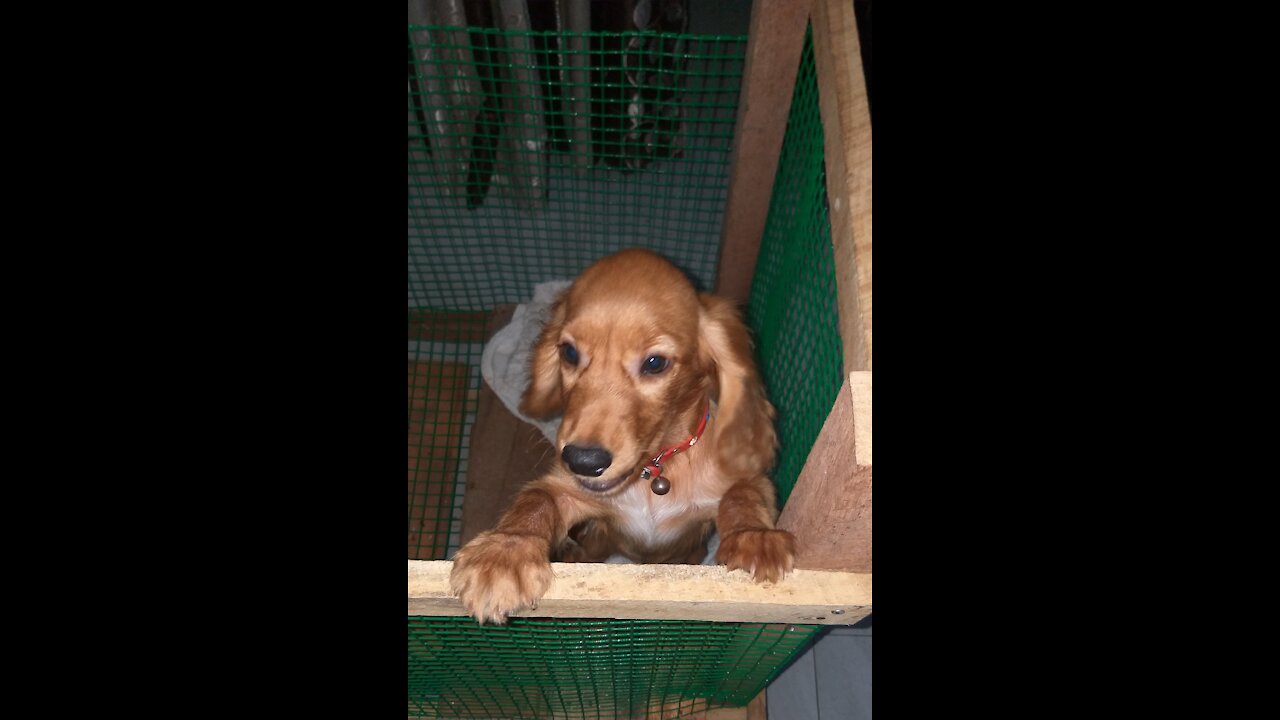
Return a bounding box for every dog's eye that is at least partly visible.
[641,355,670,375]
[560,343,580,366]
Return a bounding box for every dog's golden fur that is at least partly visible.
[450,249,796,624]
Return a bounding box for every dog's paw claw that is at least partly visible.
[450,531,554,624]
[716,528,796,583]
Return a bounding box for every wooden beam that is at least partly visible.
[406,309,492,343]
[459,305,557,546]
[409,561,872,625]
[812,0,873,371]
[777,371,872,573]
[715,0,810,305]
[706,708,748,720]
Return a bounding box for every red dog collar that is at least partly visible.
[640,405,711,495]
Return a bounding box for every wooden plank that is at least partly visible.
[714,0,810,305]
[409,561,872,625]
[812,0,873,372]
[705,708,749,720]
[777,371,872,573]
[407,360,471,559]
[745,691,767,720]
[459,305,557,547]
[407,309,491,343]
[849,368,872,467]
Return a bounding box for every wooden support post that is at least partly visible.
[777,371,872,573]
[409,561,872,625]
[715,0,810,306]
[812,0,873,372]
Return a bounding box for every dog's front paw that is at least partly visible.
[717,528,796,583]
[450,531,554,624]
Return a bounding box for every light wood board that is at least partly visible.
[812,0,873,372]
[778,371,872,573]
[409,560,871,625]
[715,0,810,305]
[458,305,557,547]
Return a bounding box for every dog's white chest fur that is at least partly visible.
[612,482,695,549]
[611,477,721,551]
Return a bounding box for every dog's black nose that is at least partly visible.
[562,445,613,477]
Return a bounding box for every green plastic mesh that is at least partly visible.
[409,26,747,311]
[408,617,820,719]
[748,31,845,507]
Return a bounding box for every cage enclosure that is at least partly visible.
[408,0,871,717]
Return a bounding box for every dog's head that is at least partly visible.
[520,249,777,494]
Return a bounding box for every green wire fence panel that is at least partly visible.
[748,31,845,507]
[408,26,746,311]
[409,310,488,560]
[408,617,821,719]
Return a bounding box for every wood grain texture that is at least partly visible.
[715,0,810,305]
[812,0,873,372]
[705,707,749,720]
[407,360,471,559]
[406,309,492,342]
[409,560,872,624]
[777,372,872,573]
[745,691,767,720]
[458,305,557,547]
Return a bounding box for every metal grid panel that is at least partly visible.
[409,617,821,719]
[409,26,747,311]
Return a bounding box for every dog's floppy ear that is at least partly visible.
[697,294,778,479]
[520,294,569,419]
